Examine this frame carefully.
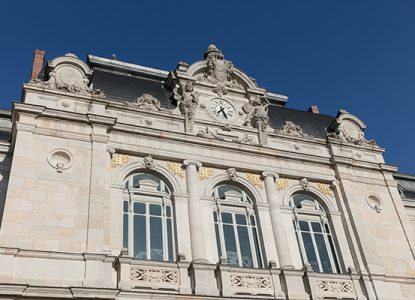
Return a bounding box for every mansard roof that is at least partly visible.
[88,54,335,139]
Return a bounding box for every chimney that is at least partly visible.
[307,105,319,114]
[30,49,46,80]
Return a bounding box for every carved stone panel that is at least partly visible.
[315,279,354,298]
[229,273,273,296]
[130,266,179,290]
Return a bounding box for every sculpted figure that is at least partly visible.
[174,82,199,133]
[243,96,270,130]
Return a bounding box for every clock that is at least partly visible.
[208,98,236,122]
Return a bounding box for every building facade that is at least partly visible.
[0,45,414,299]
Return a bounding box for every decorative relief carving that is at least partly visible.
[316,279,354,294]
[198,44,243,96]
[327,109,377,147]
[198,167,214,180]
[276,178,289,191]
[317,182,334,197]
[247,173,263,188]
[111,154,129,168]
[230,274,272,291]
[226,168,239,181]
[143,155,155,169]
[173,82,199,133]
[197,127,225,141]
[130,266,178,285]
[167,161,185,178]
[47,149,73,173]
[129,94,161,111]
[276,121,306,137]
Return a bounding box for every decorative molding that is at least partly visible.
[366,194,383,213]
[47,149,73,173]
[230,273,272,294]
[198,167,214,180]
[111,154,129,168]
[130,266,178,289]
[143,155,155,169]
[316,279,354,295]
[276,178,289,191]
[246,173,263,188]
[226,168,239,181]
[167,161,185,178]
[317,182,334,197]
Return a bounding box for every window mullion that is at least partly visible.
[233,214,243,267]
[146,204,151,260]
[295,218,308,267]
[128,192,133,258]
[162,203,167,261]
[309,221,323,272]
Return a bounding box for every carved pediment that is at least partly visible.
[29,53,105,97]
[172,45,260,96]
[327,110,377,147]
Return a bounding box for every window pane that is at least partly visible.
[252,227,263,268]
[123,214,128,248]
[250,215,256,226]
[214,223,222,258]
[311,222,322,233]
[301,232,319,272]
[150,216,163,260]
[167,218,173,262]
[150,204,162,216]
[133,215,146,259]
[166,205,171,217]
[213,211,218,222]
[133,175,140,188]
[238,226,253,267]
[327,235,340,273]
[218,185,241,199]
[123,201,128,213]
[325,223,331,233]
[223,224,238,266]
[221,212,233,224]
[236,214,247,225]
[133,202,146,214]
[299,220,310,232]
[315,233,333,273]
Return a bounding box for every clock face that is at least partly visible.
[208,98,236,122]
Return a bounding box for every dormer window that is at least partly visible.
[211,183,263,268]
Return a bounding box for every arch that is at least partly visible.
[203,172,265,204]
[112,161,183,194]
[282,183,337,213]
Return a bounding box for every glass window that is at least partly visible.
[212,183,263,268]
[123,172,175,262]
[292,193,340,273]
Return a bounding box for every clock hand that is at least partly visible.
[218,106,228,119]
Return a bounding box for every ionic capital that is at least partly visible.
[262,171,279,180]
[183,159,202,169]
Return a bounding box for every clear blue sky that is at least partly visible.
[1,1,414,173]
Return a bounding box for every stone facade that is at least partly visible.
[0,46,414,299]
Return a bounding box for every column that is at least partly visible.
[262,171,293,268]
[183,159,206,262]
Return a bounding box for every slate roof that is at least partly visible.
[90,63,335,139]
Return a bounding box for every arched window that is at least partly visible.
[291,193,340,273]
[123,172,175,262]
[212,183,263,268]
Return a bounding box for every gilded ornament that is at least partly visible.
[276,178,289,191]
[198,167,214,180]
[167,161,185,178]
[317,182,334,197]
[246,173,263,188]
[111,154,129,168]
